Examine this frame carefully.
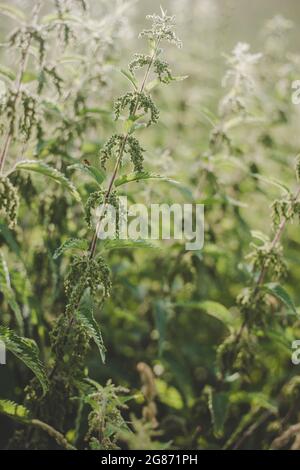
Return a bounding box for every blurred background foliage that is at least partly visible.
[1,0,300,450]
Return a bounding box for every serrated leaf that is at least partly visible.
[0,2,26,23]
[10,160,81,202]
[76,290,106,363]
[252,173,290,194]
[0,399,30,421]
[172,75,189,82]
[251,230,269,243]
[0,253,23,334]
[41,13,82,25]
[58,55,86,64]
[263,283,297,314]
[53,238,88,260]
[0,65,16,81]
[176,301,238,330]
[115,171,179,187]
[120,69,138,90]
[0,224,21,259]
[0,326,49,395]
[208,388,229,438]
[102,239,157,251]
[68,163,105,186]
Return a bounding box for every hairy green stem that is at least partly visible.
[88,38,161,259]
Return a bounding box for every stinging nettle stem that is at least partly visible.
[88,38,161,259]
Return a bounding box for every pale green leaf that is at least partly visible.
[103,239,157,251]
[177,301,238,330]
[263,283,297,314]
[68,162,105,186]
[41,13,82,25]
[11,160,81,202]
[115,171,179,187]
[120,69,138,90]
[53,238,88,260]
[0,2,26,23]
[0,65,16,81]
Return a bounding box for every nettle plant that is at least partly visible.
[195,17,300,447]
[0,0,130,238]
[217,158,300,377]
[0,6,182,450]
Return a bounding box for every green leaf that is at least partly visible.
[155,379,184,410]
[251,230,269,244]
[53,238,88,259]
[0,326,49,395]
[120,69,138,90]
[263,283,297,314]
[0,399,30,421]
[230,391,277,414]
[68,163,105,186]
[0,253,23,334]
[153,300,171,356]
[172,75,189,82]
[102,239,158,251]
[208,388,229,438]
[0,224,22,259]
[76,290,106,364]
[11,160,81,202]
[0,2,26,23]
[0,65,16,81]
[41,13,82,25]
[177,301,238,330]
[146,78,159,92]
[252,173,290,194]
[58,54,86,65]
[115,171,180,187]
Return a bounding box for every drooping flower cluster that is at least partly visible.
[272,194,300,227]
[129,54,174,84]
[100,134,145,172]
[65,254,112,315]
[0,176,19,229]
[85,189,120,230]
[114,91,159,126]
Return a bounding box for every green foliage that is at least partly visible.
[0,326,48,395]
[11,161,81,203]
[0,400,29,421]
[1,0,300,452]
